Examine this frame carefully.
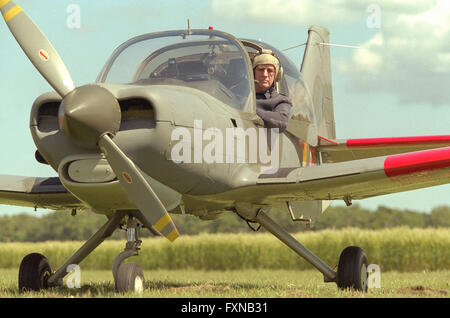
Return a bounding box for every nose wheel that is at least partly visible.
[116,262,145,293]
[113,216,146,293]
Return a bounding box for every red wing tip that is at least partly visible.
[384,147,450,177]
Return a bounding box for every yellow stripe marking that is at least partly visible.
[154,213,171,232]
[3,5,21,22]
[166,229,179,242]
[302,142,307,166]
[0,0,11,9]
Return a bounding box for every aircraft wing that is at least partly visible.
[317,135,450,163]
[0,175,84,210]
[239,146,450,204]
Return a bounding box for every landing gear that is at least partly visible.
[112,216,146,293]
[16,211,154,293]
[238,207,370,293]
[18,253,52,292]
[115,262,145,293]
[337,246,368,292]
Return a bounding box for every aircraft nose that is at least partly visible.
[58,85,121,149]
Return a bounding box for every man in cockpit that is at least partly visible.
[253,50,292,132]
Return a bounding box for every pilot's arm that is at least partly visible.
[256,94,292,132]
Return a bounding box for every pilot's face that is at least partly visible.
[254,64,276,93]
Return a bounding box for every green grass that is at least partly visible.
[0,269,448,298]
[0,228,447,298]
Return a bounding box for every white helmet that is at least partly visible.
[252,49,283,82]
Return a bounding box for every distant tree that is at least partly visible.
[429,206,450,227]
[0,204,448,242]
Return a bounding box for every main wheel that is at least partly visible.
[115,262,145,293]
[18,253,52,292]
[337,246,368,292]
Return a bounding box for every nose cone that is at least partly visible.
[59,85,121,148]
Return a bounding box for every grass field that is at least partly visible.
[0,269,448,298]
[0,228,448,272]
[0,228,448,298]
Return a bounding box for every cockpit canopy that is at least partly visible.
[97,30,255,112]
[97,29,315,123]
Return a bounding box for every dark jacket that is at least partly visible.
[256,87,292,132]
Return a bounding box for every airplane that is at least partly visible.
[1,0,450,293]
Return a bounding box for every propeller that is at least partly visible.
[0,0,74,97]
[1,1,179,241]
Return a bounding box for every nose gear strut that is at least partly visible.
[112,216,142,289]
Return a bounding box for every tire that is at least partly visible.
[337,246,368,292]
[18,253,52,292]
[115,262,145,293]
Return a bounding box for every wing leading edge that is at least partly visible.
[251,146,450,203]
[0,175,84,210]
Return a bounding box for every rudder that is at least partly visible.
[300,26,335,139]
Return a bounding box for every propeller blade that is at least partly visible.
[1,0,75,97]
[98,134,179,242]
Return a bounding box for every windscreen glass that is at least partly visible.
[99,32,254,111]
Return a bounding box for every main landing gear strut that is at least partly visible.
[18,211,153,293]
[238,207,368,292]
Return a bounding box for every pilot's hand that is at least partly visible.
[251,115,265,126]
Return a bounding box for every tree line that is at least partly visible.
[0,204,448,242]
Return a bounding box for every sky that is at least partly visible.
[0,0,449,215]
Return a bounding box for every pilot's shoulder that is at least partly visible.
[273,91,292,105]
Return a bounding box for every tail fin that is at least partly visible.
[289,26,335,221]
[300,26,336,139]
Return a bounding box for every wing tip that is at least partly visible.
[384,147,450,177]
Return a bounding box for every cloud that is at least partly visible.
[209,0,437,27]
[336,0,450,106]
[209,0,359,26]
[210,0,449,106]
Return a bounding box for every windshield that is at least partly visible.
[97,30,254,112]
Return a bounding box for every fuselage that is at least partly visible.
[30,30,318,218]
